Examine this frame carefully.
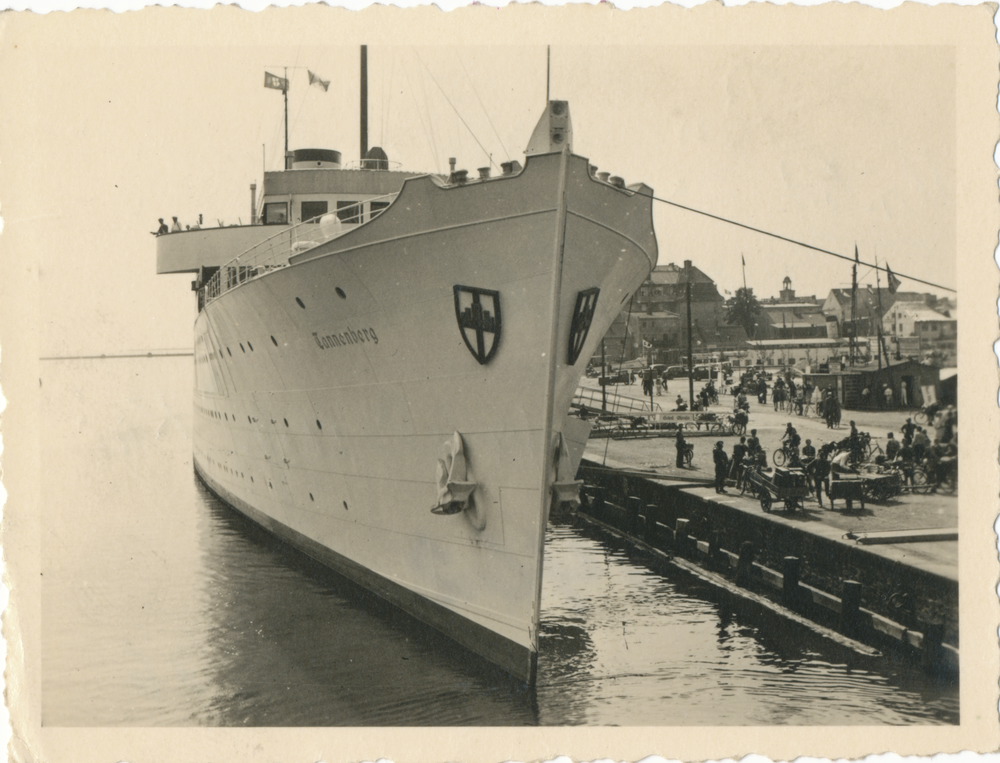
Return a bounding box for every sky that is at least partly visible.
[0,9,960,356]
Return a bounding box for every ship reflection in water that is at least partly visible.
[40,358,958,726]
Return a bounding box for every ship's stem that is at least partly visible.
[530,145,572,682]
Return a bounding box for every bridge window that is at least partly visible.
[301,201,329,223]
[370,201,390,219]
[264,202,288,225]
[337,201,362,224]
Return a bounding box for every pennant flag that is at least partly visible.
[886,262,901,294]
[855,244,860,262]
[741,254,746,266]
[308,70,330,92]
[264,71,289,92]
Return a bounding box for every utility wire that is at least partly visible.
[634,190,956,294]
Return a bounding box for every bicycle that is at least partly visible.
[680,442,694,467]
[772,441,799,467]
[913,404,940,426]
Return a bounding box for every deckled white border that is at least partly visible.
[0,3,996,763]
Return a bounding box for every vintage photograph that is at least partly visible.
[1,4,996,761]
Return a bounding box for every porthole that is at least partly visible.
[309,493,314,501]
[248,416,252,424]
[284,418,289,427]
[316,419,322,430]
[224,413,228,421]
[251,476,254,483]
[343,501,349,511]
[335,287,346,299]
[248,341,254,351]
[296,297,305,309]
[227,347,232,356]
[269,481,273,489]
[240,344,245,353]
[271,336,278,346]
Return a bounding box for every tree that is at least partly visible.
[725,287,762,339]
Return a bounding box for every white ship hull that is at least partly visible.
[185,150,656,683]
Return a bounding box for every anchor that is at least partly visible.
[551,431,584,510]
[430,431,482,528]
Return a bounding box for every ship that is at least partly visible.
[157,52,658,685]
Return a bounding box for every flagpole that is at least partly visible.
[850,245,858,367]
[283,67,290,169]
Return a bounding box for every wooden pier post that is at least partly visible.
[627,495,642,535]
[921,622,945,673]
[840,579,862,636]
[782,556,801,607]
[644,503,659,543]
[735,541,754,587]
[674,518,690,557]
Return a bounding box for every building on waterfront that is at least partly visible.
[753,277,830,340]
[602,260,746,364]
[821,285,892,339]
[801,359,941,410]
[882,302,957,366]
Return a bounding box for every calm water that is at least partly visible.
[40,357,958,726]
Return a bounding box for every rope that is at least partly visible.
[459,57,510,164]
[634,190,956,294]
[413,49,499,171]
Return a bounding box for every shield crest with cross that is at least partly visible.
[454,285,502,365]
[567,287,600,365]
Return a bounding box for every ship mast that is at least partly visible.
[360,46,368,162]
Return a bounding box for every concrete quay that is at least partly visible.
[574,378,958,661]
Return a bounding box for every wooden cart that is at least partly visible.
[742,466,810,513]
[828,477,867,511]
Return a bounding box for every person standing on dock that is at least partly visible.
[730,436,747,488]
[806,452,832,507]
[713,441,729,493]
[675,428,688,469]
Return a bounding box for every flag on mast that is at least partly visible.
[264,71,289,91]
[308,70,330,92]
[886,262,901,294]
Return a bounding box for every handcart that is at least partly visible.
[828,476,866,511]
[861,466,903,503]
[741,465,810,513]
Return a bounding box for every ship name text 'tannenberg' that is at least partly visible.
[312,326,379,350]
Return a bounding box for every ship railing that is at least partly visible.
[201,192,398,305]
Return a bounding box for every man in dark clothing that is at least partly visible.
[746,429,760,460]
[806,452,832,507]
[801,439,816,464]
[713,441,729,493]
[675,429,688,468]
[902,418,916,442]
[731,437,747,488]
[885,432,900,461]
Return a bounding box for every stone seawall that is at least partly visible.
[577,458,958,666]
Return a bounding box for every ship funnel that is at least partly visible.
[292,148,342,169]
[525,100,572,156]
